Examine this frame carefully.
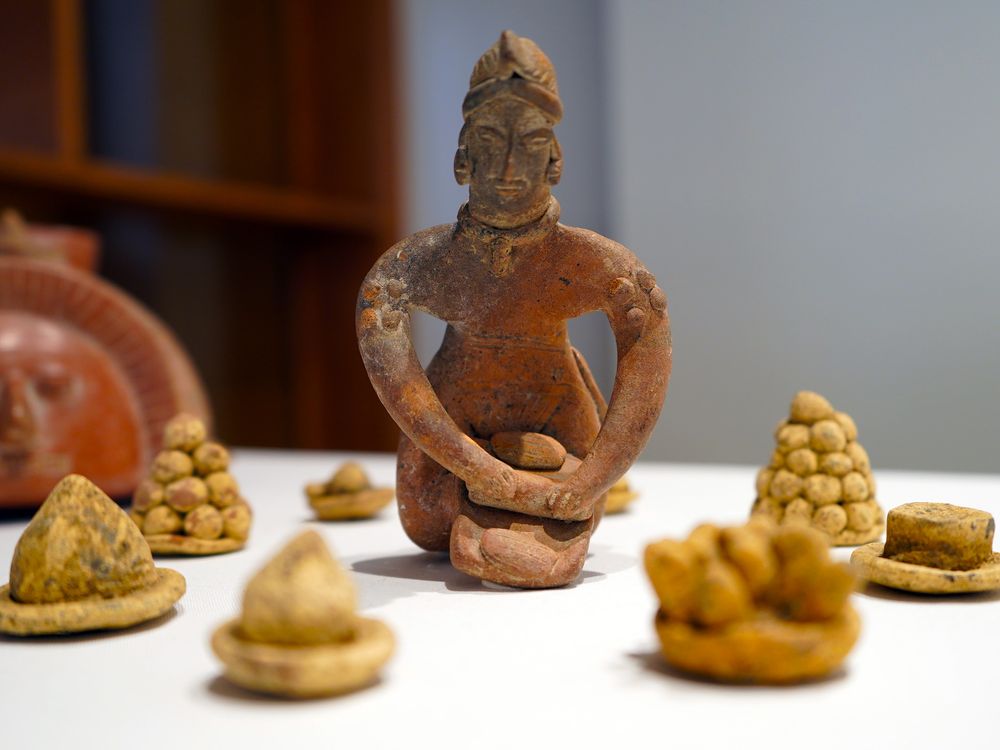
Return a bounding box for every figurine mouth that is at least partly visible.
[493,182,527,197]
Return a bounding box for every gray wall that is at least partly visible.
[400,1,1000,472]
[607,0,1000,471]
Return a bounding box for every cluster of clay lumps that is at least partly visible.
[129,414,251,543]
[752,391,882,543]
[645,519,854,628]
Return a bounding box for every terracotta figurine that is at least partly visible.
[357,31,670,588]
[0,218,209,509]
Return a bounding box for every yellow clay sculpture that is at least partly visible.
[0,475,185,635]
[751,391,883,546]
[305,462,395,520]
[211,530,394,698]
[129,414,252,555]
[645,518,860,683]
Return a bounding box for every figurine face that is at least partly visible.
[0,312,144,504]
[466,97,555,228]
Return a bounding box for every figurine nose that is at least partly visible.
[0,373,37,448]
[501,140,518,181]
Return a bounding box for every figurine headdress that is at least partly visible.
[462,30,562,122]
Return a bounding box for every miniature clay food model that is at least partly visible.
[751,391,884,546]
[644,518,860,683]
[851,503,1000,594]
[211,530,394,698]
[129,413,252,555]
[0,475,185,635]
[305,462,394,520]
[605,474,639,514]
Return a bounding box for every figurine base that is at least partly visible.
[145,535,246,556]
[310,488,395,520]
[0,569,185,636]
[211,617,395,698]
[851,543,1000,594]
[831,521,884,547]
[653,607,860,684]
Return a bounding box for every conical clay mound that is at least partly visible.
[211,530,394,698]
[240,530,357,645]
[130,413,252,555]
[11,475,157,603]
[0,475,185,635]
[751,392,884,546]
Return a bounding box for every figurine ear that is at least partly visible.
[546,138,563,185]
[454,145,471,185]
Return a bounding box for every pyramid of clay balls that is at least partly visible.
[129,414,252,554]
[751,391,884,546]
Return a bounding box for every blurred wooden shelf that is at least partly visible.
[0,149,378,233]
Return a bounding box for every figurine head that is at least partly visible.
[0,311,144,503]
[456,31,563,229]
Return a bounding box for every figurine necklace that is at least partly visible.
[456,197,560,277]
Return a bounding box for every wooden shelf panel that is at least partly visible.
[0,149,379,232]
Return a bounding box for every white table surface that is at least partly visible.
[2,449,998,749]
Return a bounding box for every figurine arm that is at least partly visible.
[547,269,672,520]
[357,255,555,508]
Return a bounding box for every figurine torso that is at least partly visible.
[364,211,643,455]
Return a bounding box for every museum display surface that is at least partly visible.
[3,451,994,747]
[357,31,671,588]
[129,413,252,555]
[851,502,1000,594]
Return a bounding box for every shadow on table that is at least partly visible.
[348,545,635,608]
[855,581,1000,603]
[627,649,848,690]
[0,607,178,644]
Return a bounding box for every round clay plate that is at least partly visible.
[145,534,245,556]
[851,543,1000,594]
[310,489,395,521]
[0,568,185,636]
[832,522,885,547]
[212,616,395,698]
[654,607,860,684]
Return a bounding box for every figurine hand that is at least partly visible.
[545,483,596,522]
[467,464,518,506]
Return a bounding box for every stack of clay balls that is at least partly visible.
[129,414,252,553]
[752,391,883,545]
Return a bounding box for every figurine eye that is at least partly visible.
[522,130,552,149]
[476,127,503,143]
[34,368,74,401]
